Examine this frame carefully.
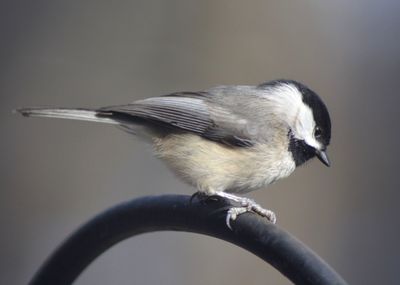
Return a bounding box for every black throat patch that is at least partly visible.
[288,130,316,167]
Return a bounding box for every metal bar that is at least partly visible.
[29,194,348,285]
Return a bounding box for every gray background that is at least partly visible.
[1,1,399,284]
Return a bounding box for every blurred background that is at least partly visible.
[1,1,399,284]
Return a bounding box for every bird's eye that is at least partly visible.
[314,126,322,138]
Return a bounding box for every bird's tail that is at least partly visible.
[15,107,119,125]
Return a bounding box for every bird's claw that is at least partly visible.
[214,191,277,229]
[226,207,248,229]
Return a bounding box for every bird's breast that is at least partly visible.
[153,133,296,194]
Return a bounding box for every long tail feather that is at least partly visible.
[15,107,119,125]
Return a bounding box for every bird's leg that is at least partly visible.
[214,191,277,229]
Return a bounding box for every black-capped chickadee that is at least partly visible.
[17,79,331,228]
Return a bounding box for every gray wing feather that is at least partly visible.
[101,92,257,147]
[102,96,211,134]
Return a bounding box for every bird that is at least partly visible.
[17,79,331,228]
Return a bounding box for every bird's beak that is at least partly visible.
[315,149,330,167]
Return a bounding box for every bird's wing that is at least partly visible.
[100,92,256,147]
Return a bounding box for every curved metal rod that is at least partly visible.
[29,194,348,285]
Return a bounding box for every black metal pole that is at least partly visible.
[29,194,348,285]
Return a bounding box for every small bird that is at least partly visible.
[17,79,331,228]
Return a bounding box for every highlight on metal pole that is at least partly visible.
[29,194,348,285]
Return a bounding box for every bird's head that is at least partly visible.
[260,80,331,167]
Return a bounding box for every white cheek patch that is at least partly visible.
[295,105,314,136]
[305,136,321,150]
[293,98,321,150]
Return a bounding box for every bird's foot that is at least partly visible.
[215,191,276,229]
